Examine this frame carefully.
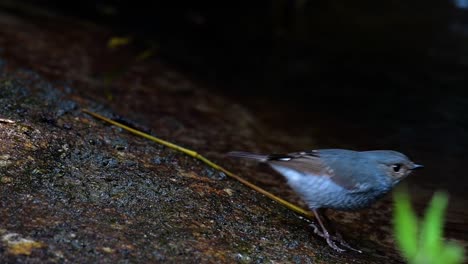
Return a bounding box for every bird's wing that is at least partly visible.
[266,151,358,190]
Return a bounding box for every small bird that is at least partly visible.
[227,149,423,252]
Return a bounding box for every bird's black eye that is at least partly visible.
[392,164,402,172]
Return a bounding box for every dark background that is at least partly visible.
[2,0,468,195]
[12,0,466,117]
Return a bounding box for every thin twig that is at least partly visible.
[82,109,314,220]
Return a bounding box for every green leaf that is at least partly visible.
[394,188,419,261]
[393,189,465,264]
[438,242,466,264]
[420,192,448,257]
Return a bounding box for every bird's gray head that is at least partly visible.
[363,150,423,182]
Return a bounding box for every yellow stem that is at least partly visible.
[82,109,314,220]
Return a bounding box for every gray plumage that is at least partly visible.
[228,149,422,211]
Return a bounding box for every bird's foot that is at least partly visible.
[310,223,362,253]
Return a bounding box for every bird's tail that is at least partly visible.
[226,151,269,162]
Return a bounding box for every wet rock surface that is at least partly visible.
[0,8,466,264]
[0,71,378,263]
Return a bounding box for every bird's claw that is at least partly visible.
[309,223,362,253]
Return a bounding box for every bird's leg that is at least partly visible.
[309,221,325,237]
[311,209,346,252]
[320,211,362,253]
[310,209,362,253]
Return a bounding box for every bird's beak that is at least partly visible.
[411,164,424,170]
